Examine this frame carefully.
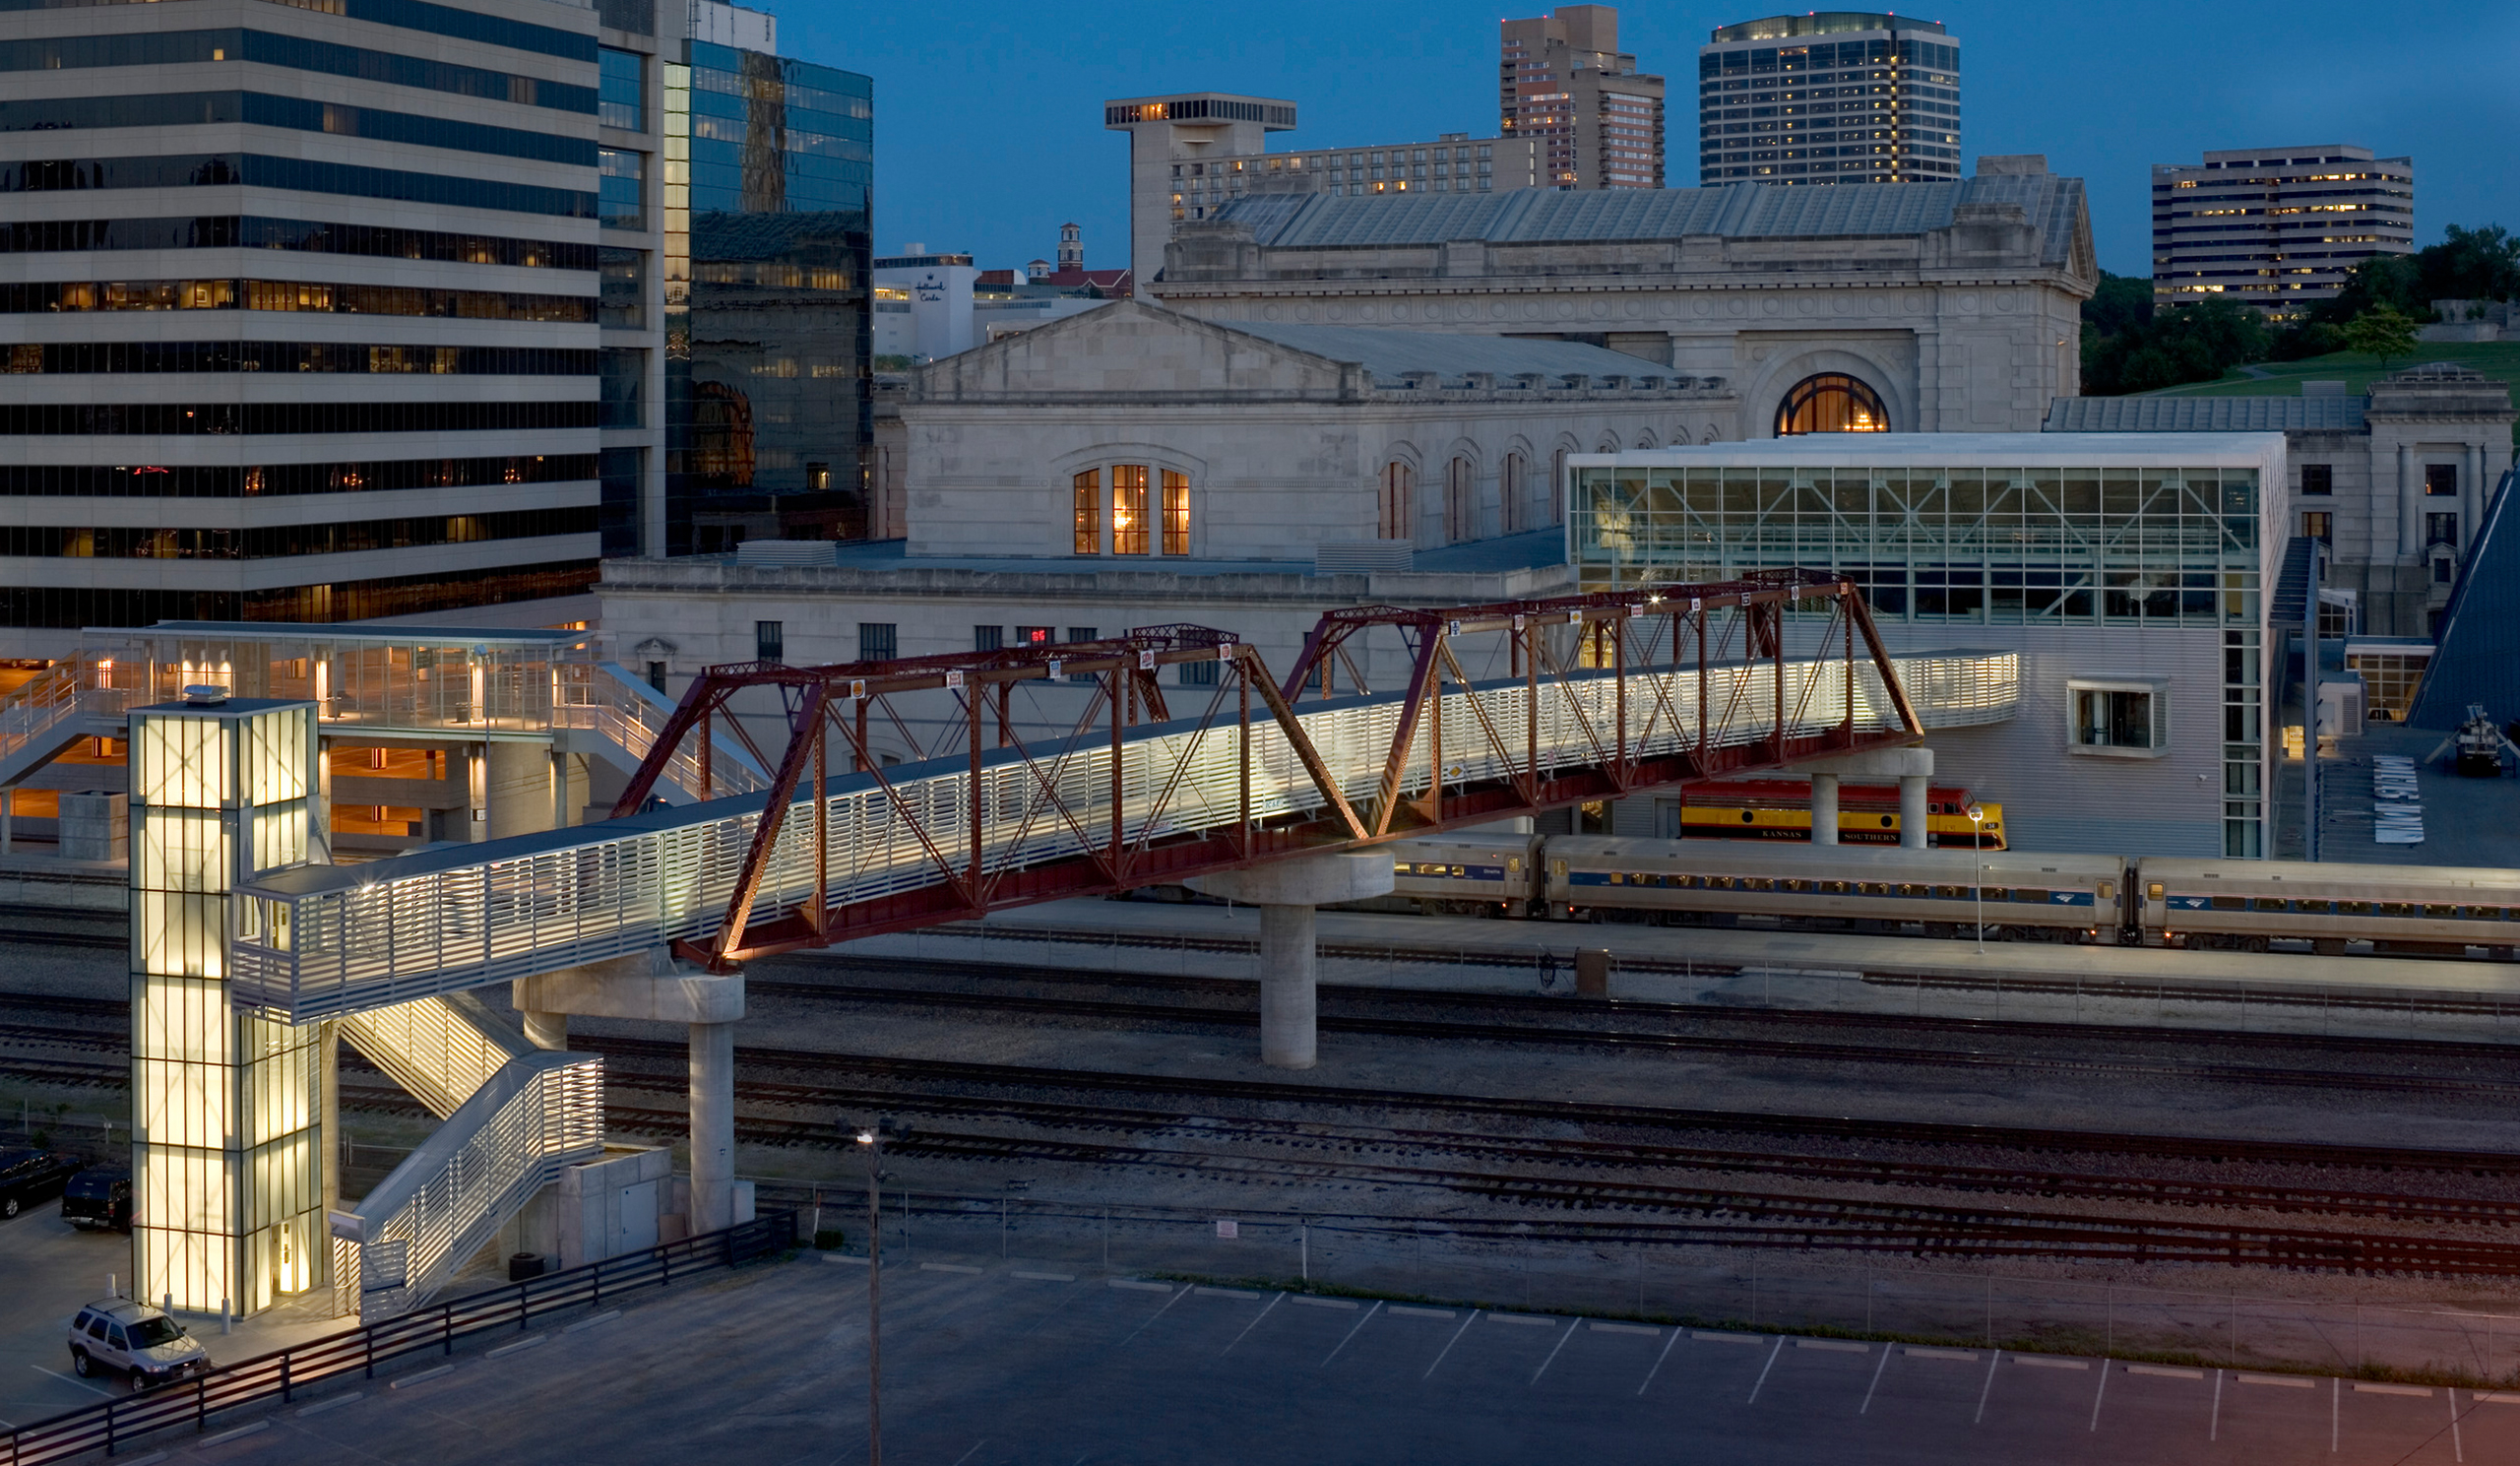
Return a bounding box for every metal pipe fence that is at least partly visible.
[804,1189,2520,1386]
[0,1210,798,1466]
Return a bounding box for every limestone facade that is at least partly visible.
[1152,157,2096,440]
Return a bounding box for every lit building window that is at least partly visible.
[1111,464,1149,554]
[1071,469,1100,554]
[1161,470,1189,555]
[1774,372,1888,434]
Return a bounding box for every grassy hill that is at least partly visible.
[2134,341,2520,401]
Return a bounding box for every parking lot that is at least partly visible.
[105,1250,2510,1466]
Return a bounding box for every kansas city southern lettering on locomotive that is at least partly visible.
[1372,834,2520,960]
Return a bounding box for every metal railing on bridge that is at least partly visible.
[227,576,2012,1023]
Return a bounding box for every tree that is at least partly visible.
[2417,223,2520,304]
[2341,304,2420,367]
[2081,292,2268,396]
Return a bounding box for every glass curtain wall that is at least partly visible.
[130,701,330,1315]
[664,43,871,555]
[1572,462,2265,855]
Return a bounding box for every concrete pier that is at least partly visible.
[1187,851,1394,1068]
[1791,747,1934,851]
[515,950,746,1234]
[1809,773,1839,846]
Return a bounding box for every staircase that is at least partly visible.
[555,660,772,804]
[0,655,131,789]
[333,994,603,1321]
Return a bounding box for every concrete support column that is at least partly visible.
[484,738,554,841]
[1186,853,1394,1070]
[1,787,12,855]
[1256,903,1319,1068]
[520,1008,568,1051]
[688,1020,734,1234]
[1899,774,1929,850]
[1808,774,1839,847]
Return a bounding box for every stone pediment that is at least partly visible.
[911,299,1360,404]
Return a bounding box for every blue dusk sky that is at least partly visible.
[763,0,2520,281]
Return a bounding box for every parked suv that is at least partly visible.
[0,1148,79,1219]
[68,1300,209,1386]
[60,1166,131,1232]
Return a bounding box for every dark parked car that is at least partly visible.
[60,1165,130,1232]
[0,1148,80,1220]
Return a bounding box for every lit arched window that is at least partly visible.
[1379,462,1415,540]
[1072,465,1191,555]
[1775,373,1888,435]
[1499,453,1527,534]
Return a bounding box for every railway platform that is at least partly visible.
[835,897,2520,1045]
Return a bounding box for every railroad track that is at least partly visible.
[18,1050,2520,1276]
[741,978,2520,1098]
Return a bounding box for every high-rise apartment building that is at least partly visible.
[1498,5,1665,189]
[2150,145,2414,315]
[1103,94,1298,287]
[0,0,614,658]
[1698,12,1961,186]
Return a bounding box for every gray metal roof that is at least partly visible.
[1216,172,2087,266]
[1213,319,1679,382]
[2044,395,2367,432]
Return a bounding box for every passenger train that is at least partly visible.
[1375,834,2520,959]
[1670,780,2006,849]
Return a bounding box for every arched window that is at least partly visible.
[1550,448,1568,525]
[1379,461,1415,540]
[1444,456,1476,542]
[1775,373,1889,435]
[1499,453,1527,534]
[1071,465,1191,555]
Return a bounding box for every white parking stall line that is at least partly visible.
[31,1366,112,1398]
[1220,1293,1287,1356]
[201,1420,270,1447]
[1321,1301,1383,1368]
[1288,1295,1357,1310]
[2088,1360,2110,1432]
[1859,1345,1892,1415]
[2449,1389,2465,1464]
[1117,1284,1190,1347]
[391,1364,455,1390]
[1975,1351,2002,1425]
[2209,1370,2222,1442]
[1528,1318,1579,1386]
[2236,1373,2313,1388]
[1744,1337,1786,1405]
[1636,1327,1683,1397]
[1421,1311,1480,1380]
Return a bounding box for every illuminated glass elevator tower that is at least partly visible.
[129,694,330,1316]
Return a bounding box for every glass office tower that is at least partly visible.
[663,44,872,554]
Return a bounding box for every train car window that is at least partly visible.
[1819,880,1849,895]
[2210,896,2246,911]
[2251,898,2286,912]
[1450,866,1467,878]
[2337,900,2370,916]
[1781,879,1810,894]
[2290,899,2332,914]
[2011,888,2049,904]
[1742,878,1773,892]
[1895,883,1923,898]
[2376,902,2415,917]
[2146,882,2165,900]
[1392,860,1411,873]
[1982,888,2008,902]
[1506,858,1522,874]
[2425,904,2458,919]
[1933,885,1964,900]
[2464,906,2500,921]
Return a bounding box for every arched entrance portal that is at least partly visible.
[1775,373,1889,436]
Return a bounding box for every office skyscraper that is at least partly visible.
[2151,145,2414,316]
[1498,5,1665,189]
[1698,13,1961,186]
[0,0,614,656]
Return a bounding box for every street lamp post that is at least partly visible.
[856,1117,909,1466]
[1965,804,1986,953]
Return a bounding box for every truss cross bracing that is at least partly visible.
[223,574,2015,1024]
